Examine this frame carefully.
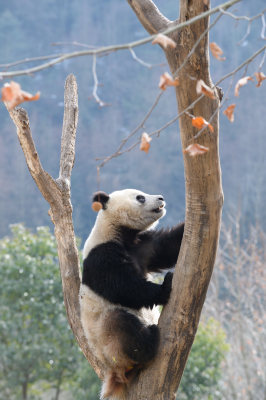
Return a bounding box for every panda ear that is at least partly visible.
[92,191,110,210]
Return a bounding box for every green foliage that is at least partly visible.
[0,225,229,399]
[178,318,229,400]
[0,224,99,400]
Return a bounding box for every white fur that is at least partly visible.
[83,189,165,259]
[79,284,159,374]
[80,284,159,347]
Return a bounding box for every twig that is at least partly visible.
[258,49,266,70]
[97,94,205,167]
[0,0,241,79]
[0,53,64,70]
[218,8,266,45]
[219,8,265,22]
[129,47,165,68]
[96,12,222,166]
[261,14,266,40]
[96,90,164,166]
[52,41,98,49]
[186,44,266,142]
[97,44,266,168]
[129,48,152,68]
[216,45,266,85]
[91,55,109,107]
[190,45,265,141]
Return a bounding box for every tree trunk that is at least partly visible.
[126,1,223,398]
[22,380,28,400]
[54,370,63,400]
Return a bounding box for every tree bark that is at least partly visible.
[126,1,223,399]
[6,75,104,378]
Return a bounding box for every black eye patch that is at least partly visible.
[136,195,145,204]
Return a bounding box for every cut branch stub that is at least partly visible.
[59,73,78,184]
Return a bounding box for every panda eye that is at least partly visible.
[136,195,145,204]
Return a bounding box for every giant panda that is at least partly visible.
[79,189,184,399]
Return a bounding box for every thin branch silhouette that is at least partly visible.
[0,0,240,79]
[96,44,266,171]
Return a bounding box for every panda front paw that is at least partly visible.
[160,272,173,305]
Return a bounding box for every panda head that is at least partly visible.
[92,189,166,231]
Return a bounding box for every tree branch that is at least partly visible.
[0,0,240,79]
[216,45,266,85]
[5,74,104,380]
[96,39,266,170]
[59,74,78,183]
[127,0,171,34]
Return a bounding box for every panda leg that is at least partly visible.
[104,309,160,365]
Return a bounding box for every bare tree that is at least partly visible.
[3,0,265,399]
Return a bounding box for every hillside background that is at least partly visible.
[0,0,265,241]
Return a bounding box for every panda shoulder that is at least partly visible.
[83,241,128,269]
[82,241,132,288]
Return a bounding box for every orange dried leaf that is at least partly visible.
[234,76,253,97]
[210,42,226,61]
[254,71,266,87]
[183,143,209,156]
[140,132,152,154]
[196,79,216,99]
[159,72,179,90]
[1,85,15,101]
[91,201,103,212]
[223,104,236,122]
[1,81,40,110]
[191,116,214,133]
[152,33,176,49]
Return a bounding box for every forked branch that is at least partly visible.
[127,0,171,34]
[5,74,104,378]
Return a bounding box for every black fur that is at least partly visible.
[82,223,184,309]
[124,223,184,273]
[105,309,160,364]
[92,191,110,209]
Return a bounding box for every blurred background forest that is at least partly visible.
[0,0,265,399]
